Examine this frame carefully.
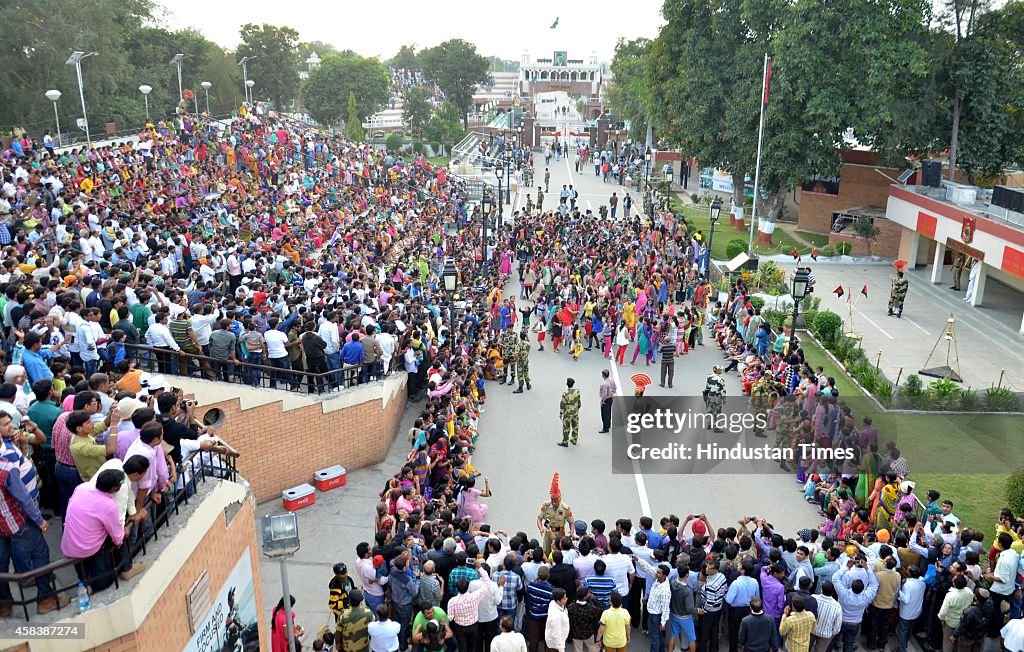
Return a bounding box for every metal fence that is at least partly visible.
[0,448,239,621]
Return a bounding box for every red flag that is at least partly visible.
[811,249,819,261]
[833,285,844,298]
[791,247,800,261]
[861,284,868,298]
[763,58,773,107]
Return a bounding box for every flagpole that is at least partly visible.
[748,53,769,252]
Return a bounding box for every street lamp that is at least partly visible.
[238,55,257,103]
[66,51,97,146]
[245,79,255,105]
[170,54,185,102]
[44,90,62,148]
[200,81,212,114]
[495,166,504,221]
[442,258,458,292]
[790,267,811,353]
[708,197,722,266]
[261,513,300,652]
[138,85,152,122]
[481,198,492,268]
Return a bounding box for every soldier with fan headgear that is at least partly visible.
[537,473,573,555]
[888,259,909,318]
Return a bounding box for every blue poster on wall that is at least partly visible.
[185,548,261,652]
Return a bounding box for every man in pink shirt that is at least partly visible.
[61,470,127,593]
[124,422,172,513]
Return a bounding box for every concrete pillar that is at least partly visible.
[970,262,987,307]
[898,228,920,269]
[930,242,946,284]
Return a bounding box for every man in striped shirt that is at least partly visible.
[698,559,728,652]
[582,559,617,607]
[525,566,554,652]
[811,581,844,652]
[495,556,524,622]
[636,557,672,652]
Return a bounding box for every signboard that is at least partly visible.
[945,237,985,262]
[553,51,567,66]
[184,548,260,652]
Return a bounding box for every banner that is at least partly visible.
[185,548,260,652]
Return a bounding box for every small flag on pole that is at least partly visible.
[791,247,801,261]
[833,285,844,298]
[811,249,819,261]
[861,284,868,298]
[550,17,559,29]
[763,57,773,107]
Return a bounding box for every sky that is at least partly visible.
[160,0,666,63]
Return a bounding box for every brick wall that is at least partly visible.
[798,164,900,234]
[127,497,265,652]
[201,383,408,503]
[828,217,902,257]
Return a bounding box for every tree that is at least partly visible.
[346,92,365,142]
[425,102,465,151]
[237,23,301,109]
[605,38,654,138]
[302,53,390,127]
[385,132,403,152]
[402,86,434,137]
[389,45,418,70]
[419,39,491,128]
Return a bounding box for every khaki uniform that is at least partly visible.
[538,500,573,555]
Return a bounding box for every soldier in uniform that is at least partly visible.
[703,365,726,433]
[498,329,518,385]
[537,473,573,555]
[544,168,551,193]
[558,378,581,447]
[950,253,967,291]
[335,588,374,652]
[888,260,909,318]
[512,330,532,393]
[537,187,545,211]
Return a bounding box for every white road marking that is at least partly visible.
[609,355,652,517]
[855,308,895,340]
[902,317,931,336]
[587,200,592,211]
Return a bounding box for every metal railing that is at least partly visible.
[0,448,238,621]
[122,342,393,395]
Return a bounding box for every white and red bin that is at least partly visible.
[314,465,347,491]
[282,483,316,512]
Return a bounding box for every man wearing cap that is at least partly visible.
[887,262,908,318]
[330,562,358,622]
[538,474,573,555]
[558,378,581,447]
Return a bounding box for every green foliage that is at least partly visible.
[836,242,853,256]
[402,86,434,137]
[303,54,390,128]
[749,296,765,310]
[1006,470,1024,520]
[984,386,1019,412]
[822,245,836,257]
[606,38,654,138]
[875,379,895,405]
[751,261,786,294]
[726,239,748,259]
[425,102,465,144]
[928,378,962,410]
[412,141,425,154]
[419,39,491,128]
[960,387,979,411]
[385,132,403,153]
[762,308,788,330]
[389,45,419,70]
[812,311,843,343]
[346,92,366,142]
[237,23,301,108]
[904,374,924,397]
[853,219,882,241]
[801,309,819,330]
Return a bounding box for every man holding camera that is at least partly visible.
[831,556,879,652]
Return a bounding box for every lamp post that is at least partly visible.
[790,267,811,353]
[495,166,504,223]
[238,55,257,104]
[707,197,722,268]
[481,197,492,268]
[665,168,674,211]
[201,81,212,114]
[45,90,62,148]
[138,85,152,122]
[66,51,97,146]
[245,79,255,105]
[170,53,185,102]
[261,514,300,652]
[442,257,458,292]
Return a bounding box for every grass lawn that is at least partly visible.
[427,156,450,168]
[669,196,819,259]
[796,230,831,248]
[800,337,1017,533]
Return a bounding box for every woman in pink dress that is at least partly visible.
[270,595,302,652]
[500,250,513,276]
[458,475,492,526]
